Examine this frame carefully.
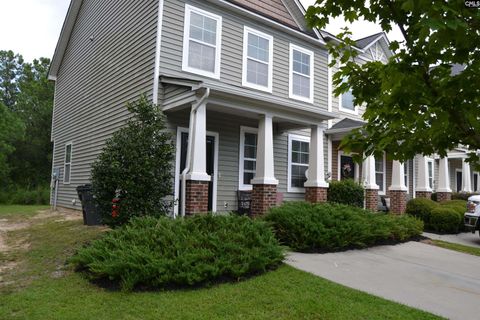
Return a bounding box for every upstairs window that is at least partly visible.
[64,142,72,184]
[182,5,222,78]
[289,44,314,103]
[339,77,357,114]
[242,27,273,92]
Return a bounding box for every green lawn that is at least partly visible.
[0,206,441,320]
[0,205,50,219]
[431,239,480,257]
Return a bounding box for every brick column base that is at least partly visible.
[415,191,432,199]
[251,184,277,216]
[185,180,209,215]
[305,187,328,203]
[365,189,378,211]
[389,190,407,214]
[437,192,452,202]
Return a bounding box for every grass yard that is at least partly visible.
[430,239,480,257]
[0,206,441,320]
[0,205,50,219]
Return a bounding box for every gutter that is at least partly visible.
[179,88,210,218]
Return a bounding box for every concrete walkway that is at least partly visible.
[286,242,480,320]
[423,231,480,248]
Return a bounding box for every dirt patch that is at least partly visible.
[33,209,83,222]
[0,220,30,253]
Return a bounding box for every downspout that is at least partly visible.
[152,0,164,103]
[179,88,210,218]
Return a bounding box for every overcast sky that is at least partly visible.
[0,0,402,62]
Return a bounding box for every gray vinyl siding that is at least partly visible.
[51,0,158,209]
[160,0,329,111]
[165,108,328,212]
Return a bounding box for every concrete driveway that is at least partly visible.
[286,242,480,320]
[423,231,480,248]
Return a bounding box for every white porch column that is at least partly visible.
[304,124,328,188]
[437,157,451,192]
[251,114,278,185]
[186,102,210,181]
[462,158,472,192]
[363,155,379,211]
[363,155,379,190]
[389,161,407,191]
[416,156,432,192]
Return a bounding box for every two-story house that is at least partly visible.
[48,0,475,216]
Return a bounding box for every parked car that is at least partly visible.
[465,195,480,236]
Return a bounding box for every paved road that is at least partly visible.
[286,242,480,320]
[423,231,480,248]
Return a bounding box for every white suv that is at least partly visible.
[465,195,480,236]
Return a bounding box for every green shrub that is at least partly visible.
[451,192,479,201]
[70,215,283,291]
[264,202,423,253]
[429,207,462,234]
[91,96,175,227]
[0,185,50,205]
[327,179,364,208]
[405,198,439,226]
[441,200,467,231]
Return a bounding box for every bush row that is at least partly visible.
[264,202,423,253]
[406,198,466,233]
[327,179,364,208]
[0,185,50,205]
[70,215,283,291]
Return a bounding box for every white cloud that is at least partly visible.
[0,0,70,61]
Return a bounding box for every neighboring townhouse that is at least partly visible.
[48,0,475,216]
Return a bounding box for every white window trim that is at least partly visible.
[473,171,479,192]
[376,152,387,195]
[404,161,410,194]
[455,168,462,193]
[63,142,72,185]
[288,134,310,193]
[238,126,258,191]
[337,66,358,115]
[289,44,314,103]
[182,4,222,79]
[427,157,435,191]
[242,26,273,93]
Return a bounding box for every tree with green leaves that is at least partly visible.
[0,102,24,188]
[0,50,23,109]
[91,96,175,227]
[9,58,54,188]
[306,1,480,163]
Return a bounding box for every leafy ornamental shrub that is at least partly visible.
[406,198,466,233]
[451,192,479,201]
[429,207,462,234]
[441,200,467,232]
[0,185,50,205]
[327,179,364,208]
[264,202,423,253]
[91,96,175,227]
[406,198,438,226]
[70,215,283,291]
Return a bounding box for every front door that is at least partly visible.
[340,155,355,180]
[456,171,463,192]
[178,132,216,213]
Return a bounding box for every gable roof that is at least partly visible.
[326,118,365,134]
[227,0,298,28]
[354,32,384,49]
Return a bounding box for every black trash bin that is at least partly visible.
[76,184,102,226]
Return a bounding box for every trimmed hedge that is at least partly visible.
[406,198,466,233]
[327,179,364,208]
[429,207,462,234]
[70,215,283,291]
[451,192,479,201]
[406,198,438,225]
[264,202,423,253]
